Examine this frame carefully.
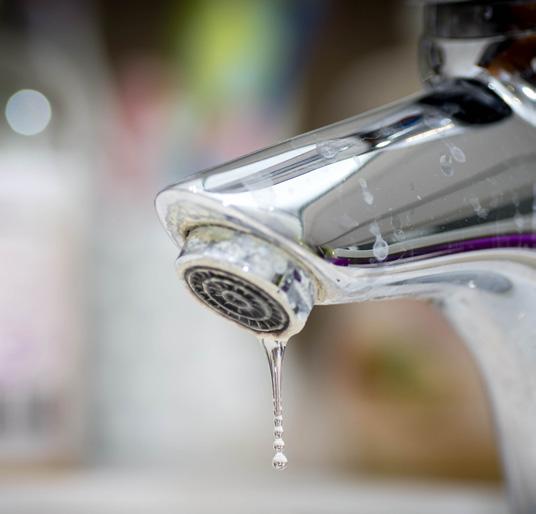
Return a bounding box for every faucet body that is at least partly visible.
[157,2,536,512]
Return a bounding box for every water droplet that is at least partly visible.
[273,438,285,451]
[440,153,454,176]
[373,236,389,262]
[449,145,466,163]
[272,452,288,470]
[423,114,435,128]
[469,197,488,219]
[318,142,338,158]
[358,177,374,205]
[317,139,353,159]
[369,221,380,236]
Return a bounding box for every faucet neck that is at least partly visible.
[423,1,536,40]
[420,1,536,87]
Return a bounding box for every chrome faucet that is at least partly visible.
[156,2,536,512]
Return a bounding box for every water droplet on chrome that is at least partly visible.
[358,177,374,205]
[440,153,454,176]
[449,145,466,163]
[373,236,389,262]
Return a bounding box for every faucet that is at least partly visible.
[156,1,536,512]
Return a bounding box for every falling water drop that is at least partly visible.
[273,437,285,450]
[260,338,289,471]
[272,452,288,470]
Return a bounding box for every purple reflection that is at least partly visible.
[329,233,536,267]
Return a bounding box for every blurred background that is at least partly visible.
[0,0,506,512]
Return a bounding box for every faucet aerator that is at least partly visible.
[176,226,315,339]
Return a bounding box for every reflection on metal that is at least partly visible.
[390,270,512,294]
[157,2,536,513]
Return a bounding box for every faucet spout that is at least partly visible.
[156,2,536,512]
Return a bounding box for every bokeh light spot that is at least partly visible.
[5,89,52,136]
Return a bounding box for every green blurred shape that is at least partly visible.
[175,0,288,108]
